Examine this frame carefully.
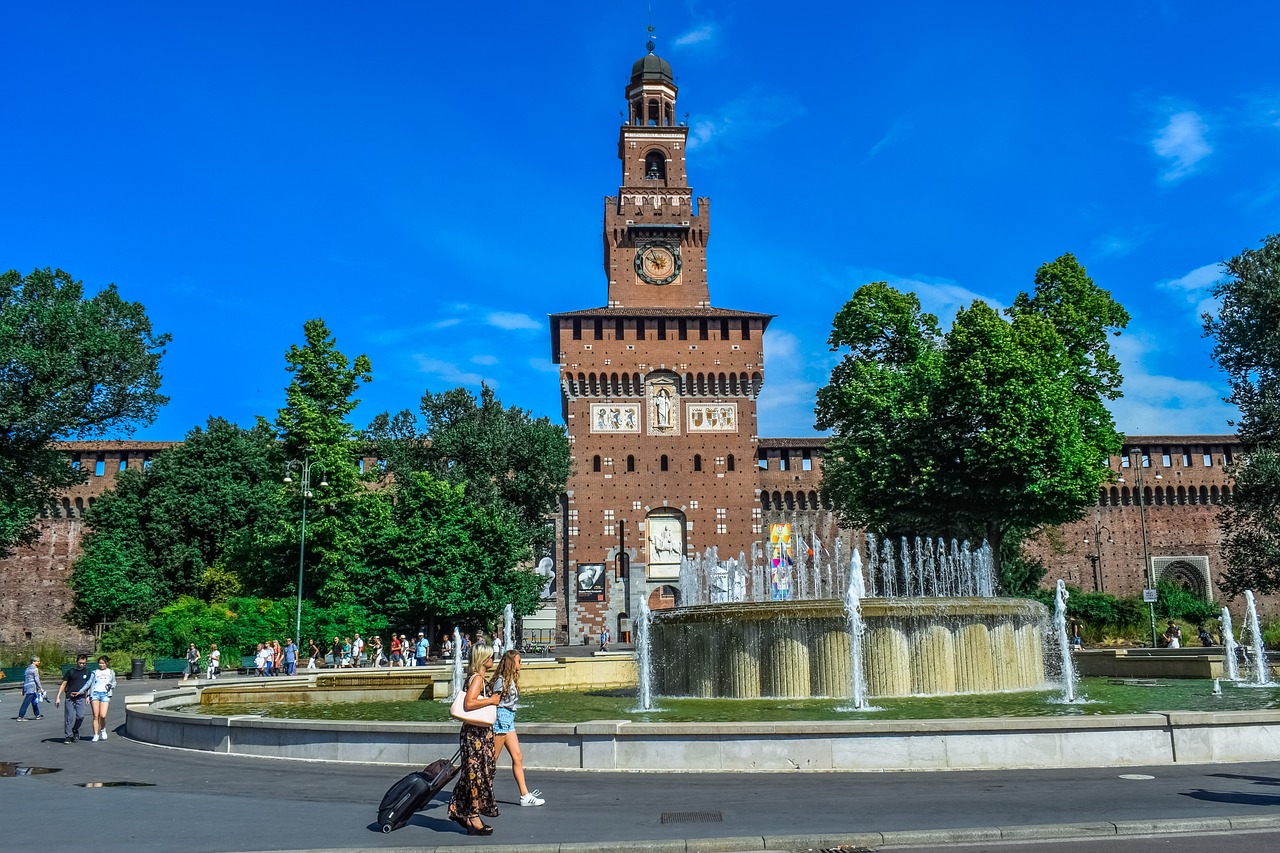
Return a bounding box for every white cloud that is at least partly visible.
[756,327,827,436]
[1157,261,1223,320]
[674,25,714,46]
[1152,110,1211,182]
[1107,332,1235,434]
[527,357,560,374]
[413,356,489,387]
[845,269,1004,323]
[470,354,499,366]
[685,89,805,152]
[867,118,911,159]
[485,311,541,331]
[432,318,462,329]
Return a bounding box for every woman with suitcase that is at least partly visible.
[447,645,502,835]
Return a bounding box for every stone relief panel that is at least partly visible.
[646,512,685,580]
[687,403,738,433]
[646,374,680,436]
[590,403,640,433]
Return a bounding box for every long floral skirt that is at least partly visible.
[449,723,496,820]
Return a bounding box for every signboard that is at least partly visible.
[1142,588,1158,603]
[769,523,794,601]
[576,563,606,601]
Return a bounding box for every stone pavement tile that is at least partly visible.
[686,836,770,852]
[998,822,1118,840]
[764,832,884,849]
[1113,817,1234,835]
[879,827,1002,847]
[436,845,561,853]
[561,841,687,853]
[1230,815,1280,830]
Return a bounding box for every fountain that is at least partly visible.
[1243,591,1272,686]
[1221,606,1240,682]
[503,603,515,654]
[449,627,464,698]
[1053,579,1077,702]
[650,536,1047,699]
[636,596,654,710]
[843,549,871,709]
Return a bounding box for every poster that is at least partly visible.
[769,523,793,601]
[576,563,606,601]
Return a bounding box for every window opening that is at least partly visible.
[660,454,669,472]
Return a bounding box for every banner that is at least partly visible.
[769,523,793,601]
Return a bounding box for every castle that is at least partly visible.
[0,47,1245,647]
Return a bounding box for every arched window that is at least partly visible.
[693,454,702,472]
[761,492,772,510]
[644,150,666,180]
[660,454,669,472]
[593,455,602,473]
[626,455,635,472]
[727,454,735,472]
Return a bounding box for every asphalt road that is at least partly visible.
[4,680,1280,853]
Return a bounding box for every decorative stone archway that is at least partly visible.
[648,584,679,611]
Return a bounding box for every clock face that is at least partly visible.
[635,244,682,285]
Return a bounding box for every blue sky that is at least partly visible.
[6,2,1277,441]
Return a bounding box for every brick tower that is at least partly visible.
[550,41,772,645]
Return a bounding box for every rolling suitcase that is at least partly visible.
[377,750,460,833]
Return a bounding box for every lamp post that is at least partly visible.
[1119,450,1162,647]
[1083,516,1114,593]
[284,457,328,646]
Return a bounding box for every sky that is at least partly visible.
[5,2,1277,442]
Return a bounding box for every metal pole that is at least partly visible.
[295,461,307,646]
[1134,458,1156,647]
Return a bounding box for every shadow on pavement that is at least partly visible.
[1207,773,1280,786]
[1183,789,1280,807]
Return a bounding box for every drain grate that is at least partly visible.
[660,810,723,824]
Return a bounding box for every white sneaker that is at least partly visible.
[101,731,108,740]
[520,790,545,807]
[91,734,100,742]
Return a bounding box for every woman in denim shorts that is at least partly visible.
[490,651,544,807]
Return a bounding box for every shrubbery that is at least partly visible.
[145,596,388,657]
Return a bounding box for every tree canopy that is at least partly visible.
[0,268,169,555]
[815,254,1128,583]
[1205,234,1280,594]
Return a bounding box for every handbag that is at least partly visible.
[449,678,497,727]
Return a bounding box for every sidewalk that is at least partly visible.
[4,678,1280,853]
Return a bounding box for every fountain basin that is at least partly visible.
[651,597,1047,699]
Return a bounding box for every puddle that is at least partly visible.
[0,762,61,777]
[78,781,156,788]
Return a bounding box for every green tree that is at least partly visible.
[0,268,169,555]
[816,255,1128,580]
[368,383,570,557]
[1205,235,1280,594]
[68,417,282,627]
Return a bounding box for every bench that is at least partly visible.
[240,655,258,674]
[0,665,27,690]
[150,658,189,679]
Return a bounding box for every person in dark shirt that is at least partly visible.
[56,654,93,743]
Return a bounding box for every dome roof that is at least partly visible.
[631,49,674,85]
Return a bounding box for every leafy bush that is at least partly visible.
[1155,580,1219,624]
[146,596,389,657]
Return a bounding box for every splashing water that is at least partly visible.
[450,627,464,699]
[843,549,871,710]
[1243,591,1272,686]
[636,596,654,710]
[503,603,515,654]
[1054,580,1078,702]
[1221,606,1240,682]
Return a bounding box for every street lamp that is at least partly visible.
[1082,516,1114,593]
[1118,449,1162,647]
[284,457,328,645]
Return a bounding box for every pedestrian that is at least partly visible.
[55,653,93,743]
[181,643,201,683]
[1165,621,1183,649]
[284,638,298,676]
[599,627,610,652]
[271,640,283,675]
[263,641,276,676]
[207,643,221,679]
[254,643,267,676]
[1068,617,1083,650]
[307,639,320,670]
[88,655,116,741]
[330,636,342,668]
[17,655,44,720]
[342,637,352,667]
[448,645,501,836]
[352,633,365,668]
[491,650,545,807]
[372,636,385,667]
[415,632,429,667]
[390,634,402,667]
[1198,624,1213,647]
[492,631,503,660]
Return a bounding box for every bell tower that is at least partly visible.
[604,37,709,309]
[550,35,771,646]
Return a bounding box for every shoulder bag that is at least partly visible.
[449,676,497,727]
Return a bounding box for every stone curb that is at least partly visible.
[229,815,1280,853]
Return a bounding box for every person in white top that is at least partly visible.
[89,655,117,742]
[352,633,365,667]
[206,643,221,679]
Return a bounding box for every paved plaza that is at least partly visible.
[2,678,1280,853]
